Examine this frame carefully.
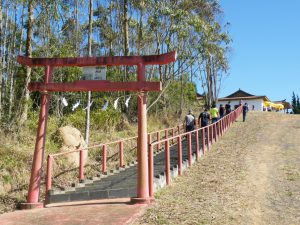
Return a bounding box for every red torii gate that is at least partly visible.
[17,52,177,209]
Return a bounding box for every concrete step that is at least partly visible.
[48,187,137,204]
[47,135,204,204]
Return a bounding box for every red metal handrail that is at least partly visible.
[45,106,243,193]
[147,105,243,196]
[45,120,189,192]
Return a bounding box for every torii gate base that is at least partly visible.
[18,52,176,209]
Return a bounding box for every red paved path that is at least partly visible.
[0,198,147,225]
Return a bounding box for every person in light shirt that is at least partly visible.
[185,109,196,132]
[210,103,219,123]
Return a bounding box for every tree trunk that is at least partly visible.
[75,0,79,53]
[123,0,129,84]
[137,1,144,55]
[179,60,184,116]
[212,59,217,104]
[0,0,3,120]
[19,0,33,126]
[1,4,9,120]
[19,3,24,55]
[85,0,93,145]
[123,0,129,57]
[8,5,17,120]
[206,58,213,108]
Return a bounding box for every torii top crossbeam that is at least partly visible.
[18,52,177,92]
[17,51,177,67]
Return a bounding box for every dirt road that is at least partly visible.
[135,112,300,225]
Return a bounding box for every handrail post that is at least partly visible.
[165,139,170,185]
[177,125,180,144]
[172,128,175,144]
[195,130,199,160]
[215,122,218,141]
[79,150,84,181]
[207,125,210,150]
[148,143,154,198]
[188,132,192,166]
[102,145,107,174]
[201,128,205,154]
[177,136,182,175]
[119,141,124,168]
[165,129,168,140]
[46,155,53,194]
[219,120,222,137]
[157,131,160,151]
[226,116,228,130]
[221,119,224,136]
[211,124,214,144]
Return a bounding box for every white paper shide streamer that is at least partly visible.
[62,97,68,107]
[102,100,109,111]
[72,100,80,111]
[125,96,131,108]
[113,97,120,109]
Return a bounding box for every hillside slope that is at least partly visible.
[135,112,300,225]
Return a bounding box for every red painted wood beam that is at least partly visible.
[28,80,162,92]
[17,51,177,67]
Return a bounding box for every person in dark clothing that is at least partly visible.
[225,101,231,115]
[199,108,211,127]
[243,103,249,122]
[199,108,210,141]
[219,104,225,118]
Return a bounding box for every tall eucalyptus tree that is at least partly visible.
[19,0,34,126]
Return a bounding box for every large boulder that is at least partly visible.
[57,126,88,166]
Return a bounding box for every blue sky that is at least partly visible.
[218,0,300,102]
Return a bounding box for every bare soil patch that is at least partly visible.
[134,112,300,225]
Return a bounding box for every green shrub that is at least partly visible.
[91,108,122,132]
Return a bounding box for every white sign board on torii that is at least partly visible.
[83,66,107,80]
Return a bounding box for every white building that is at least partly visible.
[217,89,270,111]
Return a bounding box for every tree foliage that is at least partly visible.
[291,92,300,114]
[0,0,231,131]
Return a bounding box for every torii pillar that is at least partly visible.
[17,51,177,208]
[135,63,148,202]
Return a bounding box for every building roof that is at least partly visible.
[218,89,270,102]
[273,100,292,109]
[196,93,205,100]
[225,89,254,98]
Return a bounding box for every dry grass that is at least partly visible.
[134,112,300,225]
[0,111,183,214]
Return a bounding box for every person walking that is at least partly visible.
[225,101,231,115]
[219,104,225,118]
[185,109,195,132]
[210,104,219,123]
[199,107,210,127]
[243,103,249,122]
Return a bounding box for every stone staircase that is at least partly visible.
[47,136,202,204]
